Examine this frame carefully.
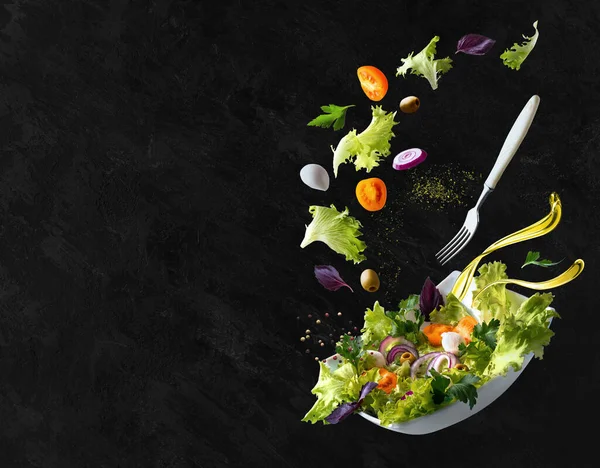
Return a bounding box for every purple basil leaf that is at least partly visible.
[314,265,354,292]
[358,381,378,399]
[325,402,359,424]
[325,382,378,424]
[456,34,496,55]
[419,277,444,320]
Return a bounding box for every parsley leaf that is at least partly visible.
[521,251,563,269]
[386,294,424,343]
[429,369,480,409]
[429,369,451,405]
[307,104,355,131]
[473,319,500,350]
[446,373,480,409]
[458,340,493,375]
[335,334,363,369]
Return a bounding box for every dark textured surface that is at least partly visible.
[0,1,599,467]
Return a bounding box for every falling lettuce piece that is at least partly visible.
[429,293,470,326]
[324,382,378,424]
[300,205,367,264]
[396,36,453,90]
[456,34,496,55]
[314,265,354,292]
[500,21,539,71]
[472,262,511,323]
[302,362,362,424]
[331,106,398,178]
[419,277,444,320]
[307,104,355,131]
[484,292,558,377]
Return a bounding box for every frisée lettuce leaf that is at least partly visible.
[500,21,539,71]
[484,292,558,377]
[300,205,367,264]
[331,106,398,177]
[472,262,511,322]
[396,36,453,90]
[302,362,361,424]
[361,301,395,347]
[429,293,470,326]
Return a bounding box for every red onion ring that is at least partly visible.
[386,344,419,364]
[426,353,459,376]
[410,352,441,379]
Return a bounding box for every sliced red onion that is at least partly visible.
[392,148,427,171]
[426,353,459,376]
[386,344,419,364]
[410,352,441,379]
[447,353,458,368]
[378,336,413,356]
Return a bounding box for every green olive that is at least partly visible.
[399,96,420,114]
[360,269,380,292]
[399,352,416,365]
[455,364,469,371]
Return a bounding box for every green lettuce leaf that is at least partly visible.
[370,377,440,426]
[302,362,361,424]
[472,262,511,322]
[396,36,453,90]
[484,292,558,377]
[361,301,395,347]
[331,106,398,177]
[459,339,493,375]
[500,21,539,71]
[300,205,367,264]
[429,293,470,326]
[358,367,382,387]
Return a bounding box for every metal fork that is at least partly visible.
[436,95,541,266]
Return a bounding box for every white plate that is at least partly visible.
[322,270,554,435]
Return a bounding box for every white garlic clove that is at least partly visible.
[300,164,330,191]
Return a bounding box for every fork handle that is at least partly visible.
[484,95,540,190]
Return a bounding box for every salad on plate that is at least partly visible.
[302,261,559,427]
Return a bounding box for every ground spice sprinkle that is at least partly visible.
[406,165,480,210]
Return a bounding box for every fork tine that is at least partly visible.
[436,226,467,259]
[440,230,474,266]
[438,228,470,264]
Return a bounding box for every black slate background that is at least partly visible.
[0,0,599,467]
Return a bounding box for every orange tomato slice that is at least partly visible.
[356,178,387,211]
[423,323,455,347]
[377,368,398,394]
[357,66,389,102]
[454,316,478,344]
